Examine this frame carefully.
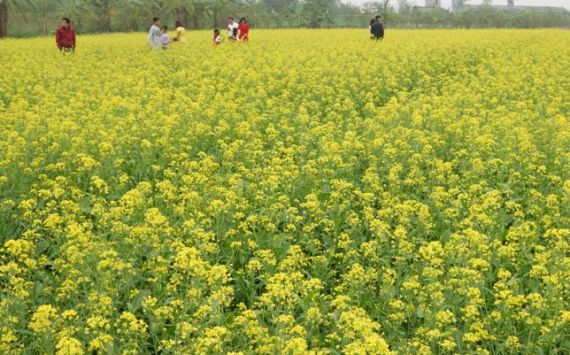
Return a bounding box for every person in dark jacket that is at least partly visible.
[56,18,76,52]
[371,15,384,41]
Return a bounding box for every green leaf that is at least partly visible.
[105,341,114,354]
[31,281,45,301]
[35,238,50,255]
[130,289,152,313]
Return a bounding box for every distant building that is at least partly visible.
[462,4,569,14]
[425,0,441,7]
[414,0,448,13]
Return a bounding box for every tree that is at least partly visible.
[305,0,334,28]
[361,1,379,22]
[185,0,209,29]
[90,0,121,32]
[58,0,96,34]
[291,2,306,27]
[478,2,492,27]
[210,0,236,28]
[410,7,422,27]
[256,1,270,27]
[0,0,35,38]
[0,1,7,38]
[169,0,188,27]
[380,0,394,26]
[113,0,146,31]
[334,2,363,28]
[506,8,523,27]
[363,1,393,23]
[451,7,475,28]
[162,0,207,28]
[491,8,506,28]
[33,0,55,36]
[451,0,467,12]
[260,0,297,27]
[322,5,333,27]
[241,0,262,27]
[397,0,414,15]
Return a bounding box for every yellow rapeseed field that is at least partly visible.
[0,29,569,355]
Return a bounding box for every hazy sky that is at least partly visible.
[346,1,570,10]
[437,1,570,9]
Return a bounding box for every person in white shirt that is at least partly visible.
[148,17,162,48]
[227,17,239,41]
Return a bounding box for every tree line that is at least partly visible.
[1,0,569,38]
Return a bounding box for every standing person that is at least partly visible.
[371,15,384,41]
[56,18,76,53]
[213,29,221,46]
[161,26,173,49]
[174,20,187,44]
[237,17,249,42]
[368,18,375,40]
[148,17,162,48]
[227,17,238,41]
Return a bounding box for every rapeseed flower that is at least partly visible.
[0,29,568,355]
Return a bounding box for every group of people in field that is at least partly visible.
[214,16,249,46]
[56,15,380,53]
[147,18,188,48]
[147,16,249,49]
[54,16,249,53]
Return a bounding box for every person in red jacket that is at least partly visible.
[56,18,76,53]
[237,17,249,43]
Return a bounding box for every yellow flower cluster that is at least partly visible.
[0,29,568,354]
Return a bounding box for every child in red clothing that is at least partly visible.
[237,17,249,42]
[213,28,221,46]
